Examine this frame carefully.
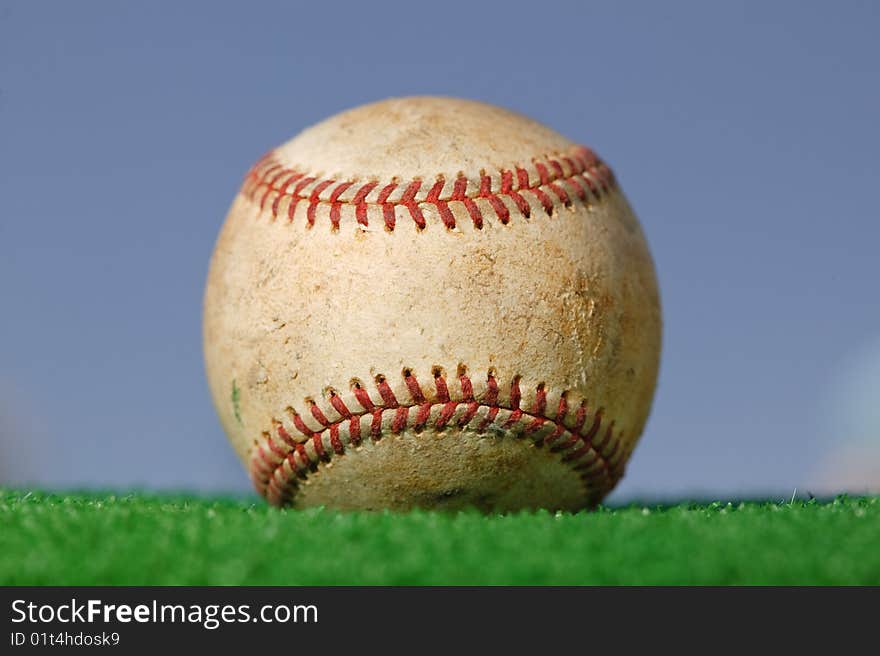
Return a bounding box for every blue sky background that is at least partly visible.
[1,1,878,500]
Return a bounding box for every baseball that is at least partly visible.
[203,97,661,512]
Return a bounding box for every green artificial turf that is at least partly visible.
[1,490,877,585]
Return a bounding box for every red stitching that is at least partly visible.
[484,373,500,404]
[312,432,328,461]
[532,383,547,415]
[307,179,334,227]
[435,402,458,429]
[295,443,312,471]
[531,187,555,216]
[328,390,352,419]
[476,406,499,433]
[328,181,353,230]
[348,416,361,446]
[451,177,484,230]
[250,368,628,508]
[400,180,426,230]
[535,162,551,185]
[376,183,398,231]
[329,424,344,455]
[392,406,409,434]
[243,145,613,230]
[258,167,287,211]
[459,371,474,401]
[351,381,375,412]
[434,372,450,403]
[509,376,522,409]
[404,370,426,403]
[289,410,314,439]
[266,430,288,458]
[352,181,377,226]
[414,403,432,429]
[426,180,455,229]
[458,402,479,428]
[375,375,398,408]
[275,422,297,447]
[308,401,330,427]
[370,410,383,441]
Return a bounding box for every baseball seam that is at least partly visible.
[241,145,616,231]
[249,367,629,508]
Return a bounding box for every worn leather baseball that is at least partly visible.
[203,97,661,512]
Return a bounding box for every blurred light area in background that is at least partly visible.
[0,380,42,486]
[812,336,880,494]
